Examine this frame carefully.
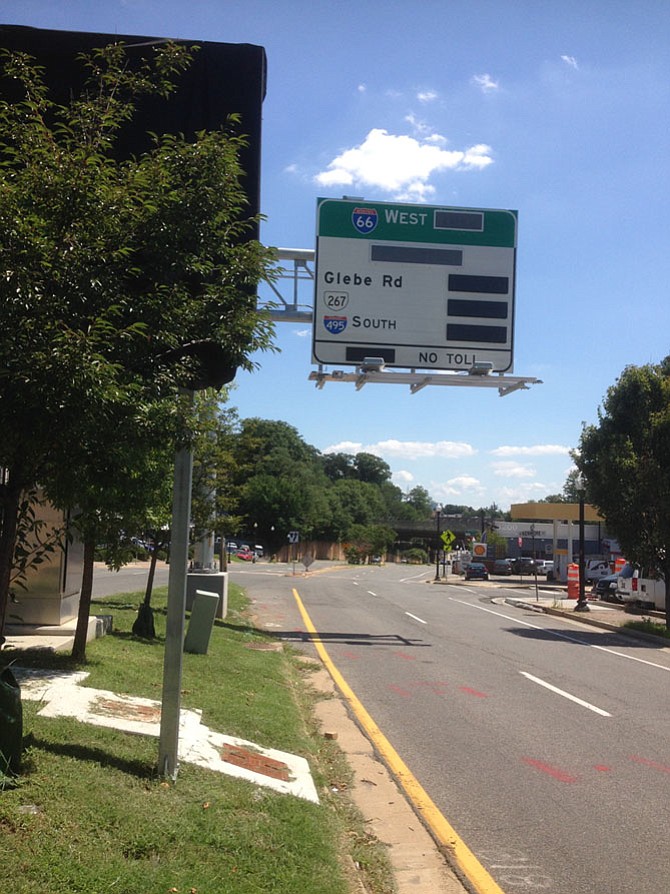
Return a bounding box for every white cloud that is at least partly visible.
[395,180,436,202]
[490,444,571,457]
[404,112,431,137]
[323,438,475,460]
[357,83,367,93]
[433,476,486,499]
[323,441,363,455]
[293,328,310,338]
[497,482,555,504]
[417,89,438,103]
[561,55,578,70]
[393,470,414,484]
[404,114,448,149]
[375,439,475,459]
[491,461,536,478]
[314,128,493,200]
[472,73,499,92]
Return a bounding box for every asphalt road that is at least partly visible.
[92,561,170,598]
[230,560,670,894]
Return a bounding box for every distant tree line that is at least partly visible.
[216,416,508,560]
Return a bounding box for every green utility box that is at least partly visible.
[184,590,219,655]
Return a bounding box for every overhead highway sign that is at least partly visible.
[313,198,517,373]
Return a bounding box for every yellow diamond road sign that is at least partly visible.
[441,529,455,548]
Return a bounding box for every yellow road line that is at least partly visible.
[292,587,507,894]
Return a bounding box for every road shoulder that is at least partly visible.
[309,662,468,894]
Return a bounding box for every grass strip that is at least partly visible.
[623,617,670,639]
[0,584,395,894]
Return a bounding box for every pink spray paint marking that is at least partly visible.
[388,684,412,698]
[459,686,488,698]
[522,757,578,783]
[630,755,670,774]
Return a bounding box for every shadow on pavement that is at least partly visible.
[505,626,665,650]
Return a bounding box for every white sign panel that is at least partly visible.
[313,198,517,373]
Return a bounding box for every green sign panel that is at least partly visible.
[318,200,516,247]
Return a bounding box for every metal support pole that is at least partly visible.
[158,394,194,779]
[574,490,589,612]
[434,510,441,582]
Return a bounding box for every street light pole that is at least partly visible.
[434,507,442,582]
[574,474,589,612]
[158,391,194,780]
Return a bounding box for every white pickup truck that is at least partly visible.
[616,567,666,610]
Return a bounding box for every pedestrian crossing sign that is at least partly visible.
[441,530,455,549]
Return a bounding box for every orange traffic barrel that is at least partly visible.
[567,563,580,599]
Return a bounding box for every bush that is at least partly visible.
[344,545,365,564]
[401,548,429,564]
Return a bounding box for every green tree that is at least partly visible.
[344,524,396,564]
[320,452,356,482]
[327,479,386,541]
[377,480,408,521]
[231,419,331,548]
[190,392,242,545]
[0,44,274,638]
[404,485,434,519]
[353,452,391,485]
[578,358,670,625]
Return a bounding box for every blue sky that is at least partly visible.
[4,1,670,509]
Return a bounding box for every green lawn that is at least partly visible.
[0,584,394,894]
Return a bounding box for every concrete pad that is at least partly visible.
[3,616,99,653]
[14,668,318,803]
[182,728,319,802]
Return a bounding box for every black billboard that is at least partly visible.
[0,24,266,222]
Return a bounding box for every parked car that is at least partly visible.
[465,562,489,581]
[236,548,255,561]
[584,559,612,582]
[536,560,554,576]
[493,558,514,575]
[592,570,626,602]
[512,557,537,575]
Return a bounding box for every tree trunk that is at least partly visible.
[0,476,23,641]
[143,547,158,608]
[72,536,95,661]
[131,545,158,639]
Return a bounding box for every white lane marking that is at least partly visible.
[520,671,611,716]
[400,570,434,582]
[405,612,427,625]
[590,644,670,672]
[450,598,670,673]
[353,582,359,586]
[367,591,377,596]
[450,599,546,628]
